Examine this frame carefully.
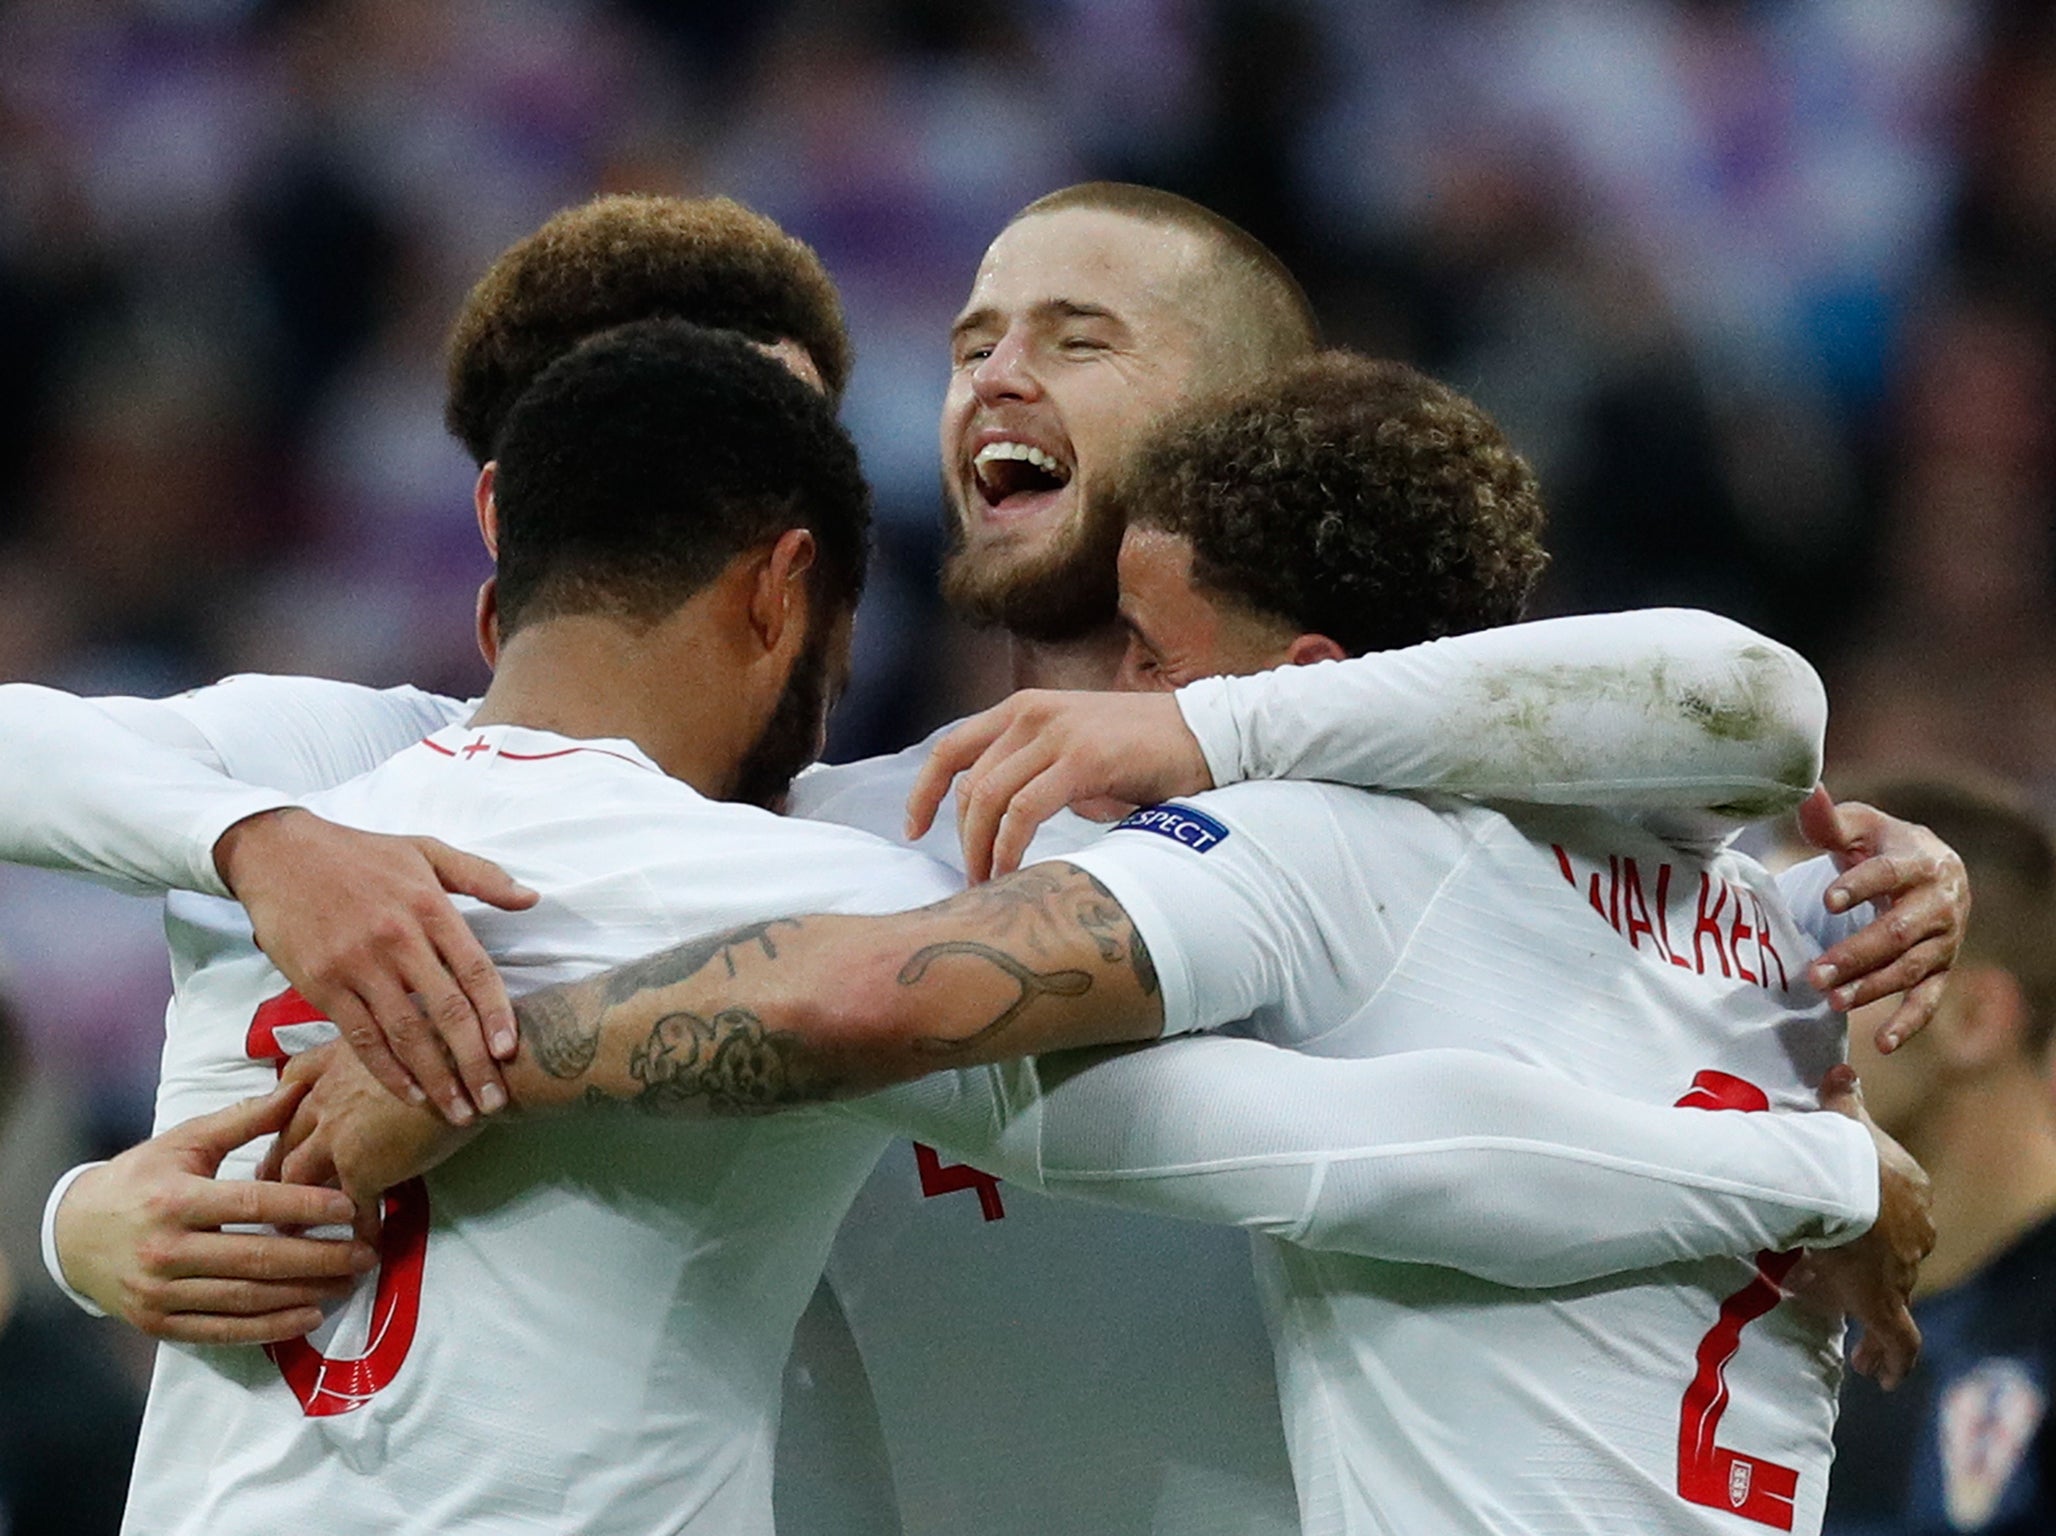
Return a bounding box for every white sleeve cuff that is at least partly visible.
[1797,1110,1882,1249]
[1172,676,1247,789]
[183,794,300,900]
[40,1162,109,1317]
[1775,854,1875,955]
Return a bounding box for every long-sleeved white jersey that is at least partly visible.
[123,723,1874,1534]
[6,609,1863,1536]
[1064,782,1858,1536]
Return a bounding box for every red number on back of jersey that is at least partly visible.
[1673,1069,1801,1531]
[247,987,430,1417]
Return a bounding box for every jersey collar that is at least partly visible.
[419,722,665,777]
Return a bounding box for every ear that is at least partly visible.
[746,528,819,658]
[475,577,500,668]
[474,463,500,559]
[1284,632,1347,668]
[1942,966,2033,1071]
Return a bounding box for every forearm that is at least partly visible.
[1176,609,1826,831]
[870,1039,1877,1286]
[0,684,291,896]
[502,925,862,1115]
[504,866,1165,1116]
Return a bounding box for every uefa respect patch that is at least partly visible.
[1112,803,1232,853]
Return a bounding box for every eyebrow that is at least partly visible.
[1118,602,1165,660]
[950,298,1126,342]
[1047,299,1119,325]
[950,307,997,344]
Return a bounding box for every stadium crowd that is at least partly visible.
[0,1,2051,1533]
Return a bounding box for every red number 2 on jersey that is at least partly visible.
[1673,1069,1801,1531]
[246,987,430,1417]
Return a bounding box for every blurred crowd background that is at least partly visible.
[1,0,2053,1490]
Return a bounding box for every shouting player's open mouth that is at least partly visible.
[970,435,1074,523]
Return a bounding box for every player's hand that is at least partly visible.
[1796,787,1968,1054]
[50,1084,376,1345]
[906,691,1212,882]
[264,1042,476,1206]
[214,806,539,1126]
[1787,1065,1933,1390]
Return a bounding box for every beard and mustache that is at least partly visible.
[740,474,1123,807]
[729,612,838,812]
[938,472,1124,644]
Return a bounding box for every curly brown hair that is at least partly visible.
[1110,352,1549,655]
[492,319,870,636]
[445,194,851,465]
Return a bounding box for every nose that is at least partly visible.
[970,328,1041,406]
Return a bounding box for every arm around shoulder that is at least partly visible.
[502,862,1169,1116]
[0,682,293,895]
[1176,608,1826,831]
[0,673,467,896]
[873,1038,1882,1288]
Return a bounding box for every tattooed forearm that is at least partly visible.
[890,864,1160,1055]
[1127,923,1159,999]
[1075,896,1123,964]
[1074,870,1159,999]
[518,984,602,1080]
[898,942,1092,1056]
[627,1008,830,1115]
[511,919,823,1108]
[600,919,797,1004]
[516,918,803,1082]
[510,863,1161,1116]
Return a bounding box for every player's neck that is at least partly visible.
[1009,624,1126,692]
[1904,1070,2056,1297]
[474,614,758,799]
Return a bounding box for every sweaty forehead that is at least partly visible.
[962,208,1211,327]
[1117,525,1199,608]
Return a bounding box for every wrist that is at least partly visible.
[213,805,306,897]
[1146,693,1213,794]
[500,1050,577,1115]
[1170,679,1236,788]
[42,1162,110,1317]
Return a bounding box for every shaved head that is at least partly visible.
[941,186,1322,644]
[1008,183,1318,386]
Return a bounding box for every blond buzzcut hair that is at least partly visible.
[1010,182,1319,382]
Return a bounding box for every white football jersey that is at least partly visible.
[15,663,1860,1536]
[789,735,1301,1536]
[1063,783,1849,1536]
[125,723,961,1536]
